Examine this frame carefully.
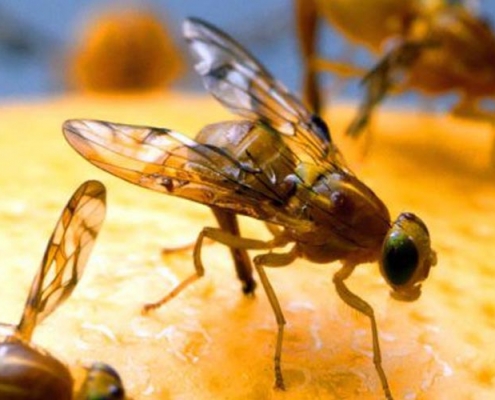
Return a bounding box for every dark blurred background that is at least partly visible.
[0,0,492,105]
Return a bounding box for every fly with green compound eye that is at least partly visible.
[0,181,125,400]
[63,18,437,400]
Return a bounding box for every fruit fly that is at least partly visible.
[296,0,495,146]
[63,17,437,399]
[0,180,125,400]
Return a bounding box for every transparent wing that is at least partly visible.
[183,17,334,162]
[62,119,303,224]
[347,40,431,137]
[17,180,106,341]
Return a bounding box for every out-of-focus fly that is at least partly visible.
[296,0,495,144]
[0,181,125,400]
[63,18,437,399]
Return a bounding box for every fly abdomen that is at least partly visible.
[0,341,73,400]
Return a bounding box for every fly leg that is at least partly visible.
[333,262,394,400]
[142,229,206,314]
[161,240,210,254]
[252,246,299,390]
[264,222,284,236]
[312,59,367,79]
[212,207,256,295]
[143,227,222,314]
[152,224,295,389]
[143,226,287,314]
[198,228,298,389]
[295,0,321,112]
[160,209,257,295]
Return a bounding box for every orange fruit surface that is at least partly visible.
[0,93,493,399]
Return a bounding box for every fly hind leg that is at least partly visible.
[152,224,296,389]
[145,224,297,390]
[143,225,285,314]
[142,229,207,314]
[160,208,257,295]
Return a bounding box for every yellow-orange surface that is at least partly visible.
[0,93,493,399]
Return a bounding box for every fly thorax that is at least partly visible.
[291,170,391,255]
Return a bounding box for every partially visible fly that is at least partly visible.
[0,180,125,400]
[63,18,437,399]
[295,0,495,143]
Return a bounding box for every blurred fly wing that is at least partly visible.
[183,17,335,163]
[17,180,106,341]
[345,58,392,137]
[347,39,432,137]
[62,119,301,226]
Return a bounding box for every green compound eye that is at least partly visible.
[79,362,125,400]
[380,212,436,302]
[382,231,419,286]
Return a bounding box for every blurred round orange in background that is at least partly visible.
[68,7,184,93]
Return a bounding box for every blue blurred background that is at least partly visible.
[0,0,494,104]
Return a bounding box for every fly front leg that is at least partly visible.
[253,246,300,390]
[145,225,297,390]
[333,263,394,400]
